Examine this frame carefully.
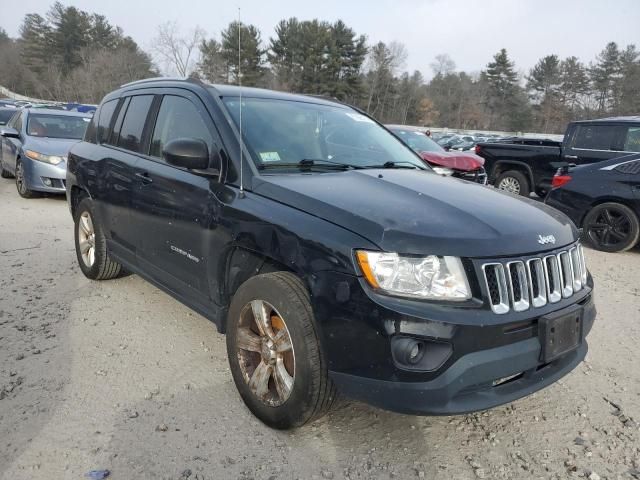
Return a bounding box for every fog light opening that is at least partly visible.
[43,177,52,186]
[407,341,425,365]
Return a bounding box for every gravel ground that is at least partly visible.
[1,178,639,480]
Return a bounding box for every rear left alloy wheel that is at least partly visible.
[226,272,336,429]
[74,198,122,280]
[583,202,640,252]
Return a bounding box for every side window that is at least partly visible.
[115,95,154,153]
[108,97,129,146]
[572,125,623,151]
[624,126,640,152]
[97,99,119,144]
[150,95,214,159]
[13,112,23,132]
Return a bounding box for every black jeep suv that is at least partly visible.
[66,78,596,429]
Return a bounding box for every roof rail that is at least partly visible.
[120,76,206,88]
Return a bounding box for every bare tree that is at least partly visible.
[430,54,456,76]
[152,22,205,77]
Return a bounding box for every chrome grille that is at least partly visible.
[482,244,587,314]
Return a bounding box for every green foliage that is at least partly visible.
[8,2,154,101]
[219,21,266,87]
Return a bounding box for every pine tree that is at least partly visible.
[220,21,266,87]
[198,38,227,84]
[589,42,621,112]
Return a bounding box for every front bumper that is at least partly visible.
[452,166,487,184]
[311,265,595,416]
[331,326,590,415]
[21,157,67,193]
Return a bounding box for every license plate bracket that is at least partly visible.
[539,305,582,363]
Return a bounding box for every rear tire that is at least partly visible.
[15,159,38,198]
[74,198,122,280]
[495,170,530,197]
[583,202,640,253]
[226,272,336,429]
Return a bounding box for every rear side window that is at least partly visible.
[624,126,640,152]
[97,99,118,144]
[150,95,213,159]
[572,125,623,151]
[116,95,154,153]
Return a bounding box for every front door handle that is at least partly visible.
[135,172,153,184]
[564,155,578,160]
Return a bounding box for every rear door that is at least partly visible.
[563,123,628,165]
[97,95,155,263]
[131,90,224,303]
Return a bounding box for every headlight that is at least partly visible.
[432,166,454,176]
[24,150,65,165]
[356,250,471,300]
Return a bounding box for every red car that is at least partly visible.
[389,127,487,184]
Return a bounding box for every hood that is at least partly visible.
[23,136,81,158]
[419,151,484,171]
[252,170,577,257]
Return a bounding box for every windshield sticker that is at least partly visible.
[259,151,281,162]
[345,112,375,124]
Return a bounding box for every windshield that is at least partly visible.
[221,96,425,170]
[27,113,90,139]
[392,129,444,153]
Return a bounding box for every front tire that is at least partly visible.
[226,272,336,429]
[583,202,640,252]
[15,159,38,198]
[495,170,530,197]
[74,198,122,279]
[0,155,12,178]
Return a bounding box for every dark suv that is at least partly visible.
[66,78,596,429]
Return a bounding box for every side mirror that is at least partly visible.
[162,138,210,170]
[0,127,20,139]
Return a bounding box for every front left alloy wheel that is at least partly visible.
[226,272,336,429]
[15,159,38,198]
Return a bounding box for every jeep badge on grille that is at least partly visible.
[537,234,556,245]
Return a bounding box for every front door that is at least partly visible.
[131,92,224,303]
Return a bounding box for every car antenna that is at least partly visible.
[238,7,245,198]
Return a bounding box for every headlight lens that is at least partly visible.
[356,250,471,300]
[25,150,65,165]
[432,166,454,176]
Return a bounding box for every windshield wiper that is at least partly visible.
[258,159,364,171]
[380,161,425,170]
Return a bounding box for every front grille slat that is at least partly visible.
[482,243,586,314]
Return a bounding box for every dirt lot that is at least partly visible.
[0,179,639,480]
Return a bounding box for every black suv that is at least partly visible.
[66,78,596,429]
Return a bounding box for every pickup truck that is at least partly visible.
[476,117,640,196]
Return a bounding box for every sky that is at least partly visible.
[2,0,639,78]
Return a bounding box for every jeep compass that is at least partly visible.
[66,78,596,429]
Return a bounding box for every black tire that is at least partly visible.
[0,155,12,178]
[226,272,336,429]
[15,159,39,198]
[535,187,548,199]
[73,198,122,280]
[583,202,640,253]
[495,170,530,197]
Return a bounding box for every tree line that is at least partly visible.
[1,3,638,133]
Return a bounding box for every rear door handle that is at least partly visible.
[564,155,578,160]
[135,172,153,184]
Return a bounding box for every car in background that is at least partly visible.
[388,127,487,184]
[0,108,91,197]
[545,153,640,252]
[0,107,17,126]
[476,117,640,197]
[0,100,18,108]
